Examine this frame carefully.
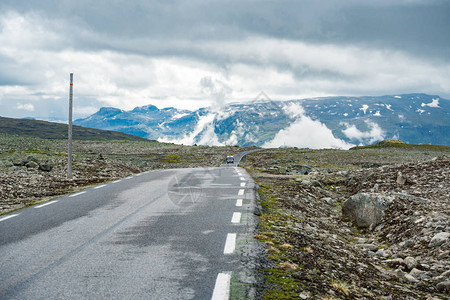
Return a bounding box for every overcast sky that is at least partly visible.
[1,0,449,121]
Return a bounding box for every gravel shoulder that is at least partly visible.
[240,145,449,299]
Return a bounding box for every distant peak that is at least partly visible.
[131,104,159,113]
[97,107,123,115]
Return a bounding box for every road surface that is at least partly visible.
[0,157,260,299]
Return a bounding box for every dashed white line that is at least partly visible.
[231,212,241,224]
[240,182,246,187]
[238,189,244,196]
[211,272,232,300]
[0,214,19,222]
[240,177,245,181]
[236,199,243,207]
[35,200,58,208]
[112,179,122,183]
[69,191,86,198]
[223,233,237,254]
[94,184,107,189]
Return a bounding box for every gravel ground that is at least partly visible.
[241,146,449,299]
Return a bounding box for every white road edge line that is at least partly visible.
[236,199,243,207]
[69,191,86,198]
[231,212,241,224]
[238,189,244,196]
[35,200,58,208]
[211,272,232,300]
[112,179,122,183]
[0,214,19,222]
[224,233,237,254]
[94,184,107,189]
[240,182,246,187]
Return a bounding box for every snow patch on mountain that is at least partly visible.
[421,98,440,108]
[360,105,369,114]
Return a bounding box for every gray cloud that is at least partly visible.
[0,0,449,121]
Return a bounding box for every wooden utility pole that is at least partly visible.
[68,73,73,179]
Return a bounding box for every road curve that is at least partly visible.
[0,165,260,299]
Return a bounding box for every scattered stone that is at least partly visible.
[404,257,417,271]
[321,197,334,205]
[342,193,393,228]
[428,232,450,248]
[436,280,450,292]
[295,164,311,175]
[25,160,39,169]
[38,164,53,172]
[396,171,407,185]
[404,273,419,283]
[409,268,423,278]
[355,244,379,252]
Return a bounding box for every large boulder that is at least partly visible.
[342,193,394,228]
[293,164,312,175]
[429,232,450,248]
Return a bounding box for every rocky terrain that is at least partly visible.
[241,142,449,299]
[0,133,245,214]
[2,131,449,299]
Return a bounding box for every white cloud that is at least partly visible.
[17,103,34,111]
[1,9,450,122]
[421,98,440,108]
[263,103,353,149]
[283,102,305,117]
[341,121,385,144]
[158,113,217,145]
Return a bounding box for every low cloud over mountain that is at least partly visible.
[74,94,450,149]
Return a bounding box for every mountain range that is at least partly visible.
[74,93,450,148]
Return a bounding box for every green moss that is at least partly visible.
[351,139,450,151]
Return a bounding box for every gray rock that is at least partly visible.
[432,275,446,284]
[311,180,321,187]
[355,244,379,252]
[385,258,404,268]
[409,268,423,278]
[25,160,39,169]
[404,273,419,283]
[321,197,333,205]
[399,239,414,249]
[396,171,407,185]
[39,164,53,172]
[295,164,312,175]
[404,257,417,271]
[436,280,450,292]
[342,193,393,228]
[429,232,450,248]
[441,269,450,278]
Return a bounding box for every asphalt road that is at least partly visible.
[0,155,260,299]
